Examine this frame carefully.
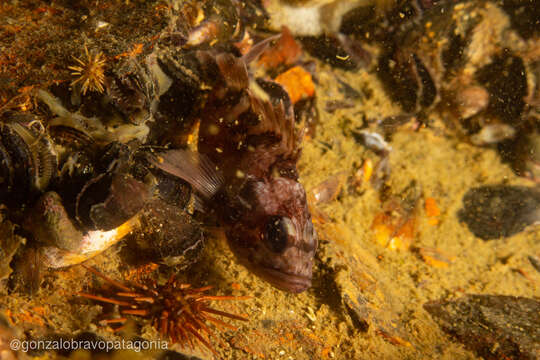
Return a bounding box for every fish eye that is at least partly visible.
[264,216,294,253]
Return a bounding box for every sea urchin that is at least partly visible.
[79,265,250,355]
[68,45,106,95]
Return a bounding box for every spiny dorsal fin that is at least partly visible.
[247,82,300,160]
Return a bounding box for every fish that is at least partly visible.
[149,40,317,293]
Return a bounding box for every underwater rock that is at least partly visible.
[457,185,540,240]
[424,295,540,360]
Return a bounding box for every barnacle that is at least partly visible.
[68,45,106,95]
[79,265,249,356]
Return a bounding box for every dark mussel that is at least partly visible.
[377,48,437,114]
[144,47,207,146]
[70,144,199,268]
[458,185,540,240]
[104,60,155,126]
[75,171,150,231]
[128,198,204,268]
[372,0,536,171]
[24,191,86,253]
[69,141,150,232]
[25,189,142,269]
[0,113,57,206]
[18,139,150,268]
[48,124,98,213]
[22,137,196,269]
[51,140,145,232]
[130,148,192,208]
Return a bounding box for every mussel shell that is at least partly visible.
[130,149,192,208]
[130,198,204,268]
[153,170,192,208]
[76,172,150,231]
[256,78,293,117]
[49,124,96,153]
[0,141,15,202]
[150,50,207,145]
[0,118,57,205]
[0,123,34,202]
[377,49,437,113]
[48,125,98,215]
[23,191,83,252]
[105,72,150,125]
[476,54,527,125]
[458,185,540,240]
[14,123,57,191]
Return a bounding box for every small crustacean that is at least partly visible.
[79,265,249,356]
[149,38,317,293]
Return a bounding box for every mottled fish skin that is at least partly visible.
[152,41,317,293]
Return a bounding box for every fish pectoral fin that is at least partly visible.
[148,149,223,199]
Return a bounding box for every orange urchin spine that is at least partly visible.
[79,265,250,355]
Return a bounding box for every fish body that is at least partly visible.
[152,47,317,293]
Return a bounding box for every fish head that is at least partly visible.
[226,176,317,293]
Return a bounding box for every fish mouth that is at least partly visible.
[258,267,312,293]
